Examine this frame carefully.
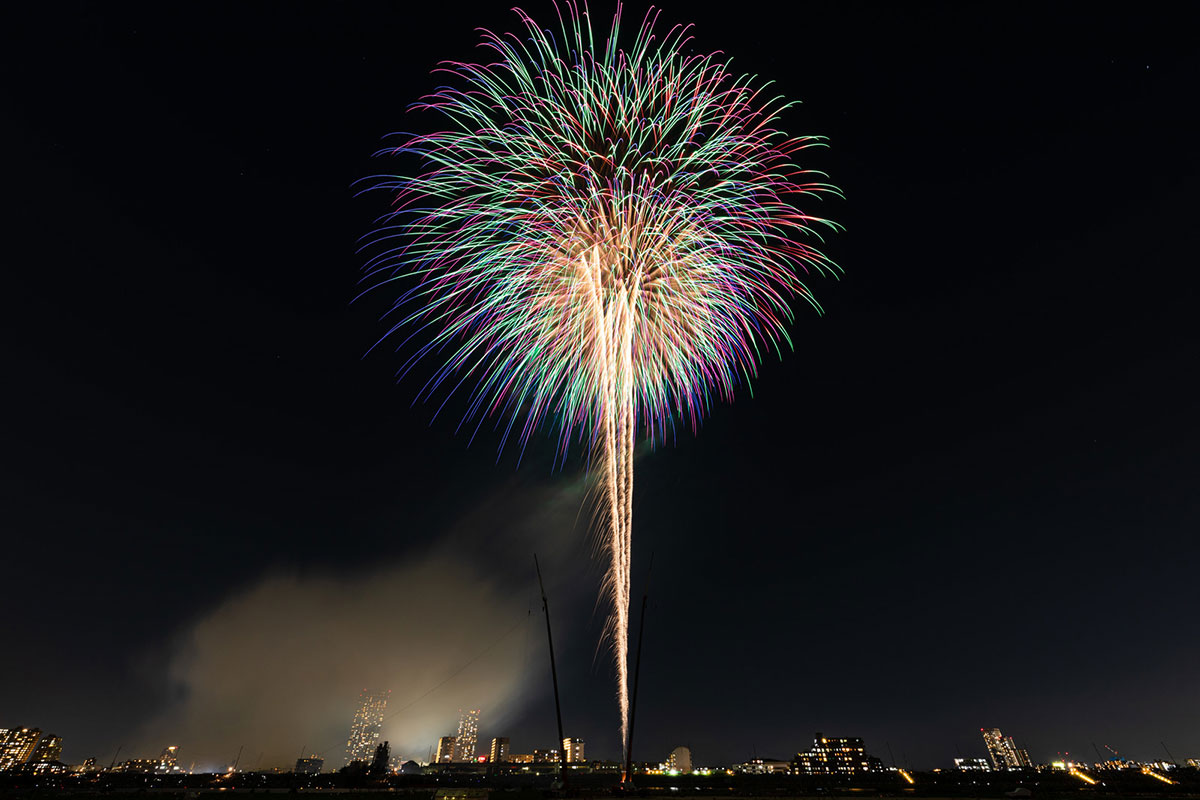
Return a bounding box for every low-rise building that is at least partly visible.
[792,734,881,775]
[295,757,323,775]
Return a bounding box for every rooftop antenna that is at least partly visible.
[534,553,568,791]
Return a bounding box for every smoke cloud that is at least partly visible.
[137,478,590,772]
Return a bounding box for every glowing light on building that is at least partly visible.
[294,757,323,775]
[793,734,880,775]
[666,746,692,774]
[532,749,560,764]
[980,728,1031,769]
[0,727,44,770]
[155,745,183,774]
[563,738,585,764]
[452,709,481,762]
[435,737,456,764]
[344,689,389,766]
[29,734,63,765]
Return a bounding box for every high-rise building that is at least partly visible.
[29,734,63,764]
[452,709,480,762]
[490,737,510,764]
[0,727,42,770]
[294,757,323,775]
[667,746,692,773]
[435,736,457,764]
[981,728,1030,770]
[563,738,585,763]
[982,728,1008,769]
[792,734,879,775]
[344,689,390,766]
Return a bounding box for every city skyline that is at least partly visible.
[5,708,1196,775]
[4,0,1197,773]
[3,717,1194,779]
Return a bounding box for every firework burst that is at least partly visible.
[362,1,841,752]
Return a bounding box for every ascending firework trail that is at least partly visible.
[361,2,841,752]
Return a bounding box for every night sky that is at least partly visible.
[6,1,1198,772]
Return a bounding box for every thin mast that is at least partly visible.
[534,554,568,788]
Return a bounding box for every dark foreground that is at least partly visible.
[3,767,1200,799]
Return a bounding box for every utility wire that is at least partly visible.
[381,614,528,725]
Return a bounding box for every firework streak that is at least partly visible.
[363,2,841,752]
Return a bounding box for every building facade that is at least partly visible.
[981,728,1031,769]
[155,745,181,774]
[563,738,585,763]
[490,737,510,764]
[452,710,480,762]
[345,690,390,766]
[435,736,457,764]
[0,727,43,770]
[29,734,63,765]
[294,757,324,775]
[735,758,791,775]
[793,734,878,775]
[667,746,692,773]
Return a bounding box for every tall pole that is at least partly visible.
[534,554,568,789]
[623,591,648,785]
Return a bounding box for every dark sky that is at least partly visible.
[5,1,1198,772]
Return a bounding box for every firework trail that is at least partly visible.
[362,1,841,751]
